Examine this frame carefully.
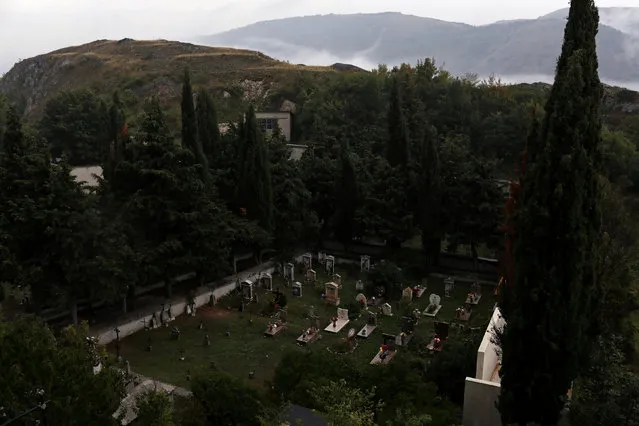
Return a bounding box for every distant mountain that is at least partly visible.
[199,9,639,84]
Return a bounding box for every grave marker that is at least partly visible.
[325,255,335,275]
[302,252,313,269]
[360,255,370,272]
[292,281,303,297]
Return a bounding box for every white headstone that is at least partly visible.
[429,293,441,307]
[337,308,349,321]
[333,273,342,285]
[381,303,392,316]
[355,293,367,306]
[355,280,364,291]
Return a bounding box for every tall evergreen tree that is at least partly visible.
[196,88,220,167]
[181,69,211,186]
[498,1,603,424]
[105,91,126,183]
[418,124,442,269]
[236,105,273,232]
[112,97,232,298]
[387,75,410,169]
[332,141,359,249]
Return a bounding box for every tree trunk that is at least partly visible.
[127,284,136,311]
[471,240,479,273]
[70,298,79,325]
[122,295,128,315]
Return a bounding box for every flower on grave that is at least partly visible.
[240,207,247,216]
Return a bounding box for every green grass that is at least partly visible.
[110,266,496,389]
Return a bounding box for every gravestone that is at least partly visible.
[360,255,371,272]
[401,287,413,304]
[355,280,364,291]
[325,255,335,275]
[381,303,392,317]
[292,281,303,297]
[337,307,349,321]
[333,273,342,286]
[302,252,313,269]
[444,277,455,298]
[325,282,340,306]
[306,269,317,284]
[424,293,443,317]
[241,280,254,301]
[284,263,295,281]
[355,293,367,307]
[318,252,327,265]
[260,273,273,291]
[401,316,416,334]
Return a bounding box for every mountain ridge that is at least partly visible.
[199,8,639,83]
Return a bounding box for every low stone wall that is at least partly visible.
[97,263,276,345]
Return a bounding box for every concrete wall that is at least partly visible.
[463,378,502,426]
[476,307,504,381]
[97,264,275,345]
[255,111,292,141]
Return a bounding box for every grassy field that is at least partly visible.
[110,265,496,388]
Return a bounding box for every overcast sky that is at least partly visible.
[0,0,637,73]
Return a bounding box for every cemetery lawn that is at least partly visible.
[110,266,497,389]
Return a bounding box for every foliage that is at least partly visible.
[366,261,404,301]
[425,330,484,405]
[39,89,109,165]
[135,390,175,426]
[191,373,265,426]
[110,97,233,296]
[570,336,639,426]
[313,379,375,426]
[236,105,274,232]
[498,1,604,424]
[0,318,125,426]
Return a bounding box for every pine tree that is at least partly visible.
[196,88,220,167]
[498,1,603,424]
[387,75,410,169]
[181,69,211,185]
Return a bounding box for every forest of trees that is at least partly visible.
[1,1,639,424]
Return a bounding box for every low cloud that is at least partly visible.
[493,74,639,91]
[207,37,380,70]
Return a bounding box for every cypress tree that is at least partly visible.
[418,124,441,269]
[332,141,359,249]
[195,89,220,166]
[105,91,126,183]
[498,1,602,425]
[181,69,211,185]
[236,105,273,232]
[387,75,410,169]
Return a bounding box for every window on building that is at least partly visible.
[257,118,277,132]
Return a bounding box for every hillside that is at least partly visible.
[199,10,639,84]
[0,39,336,120]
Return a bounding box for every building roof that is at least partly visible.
[70,165,103,187]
